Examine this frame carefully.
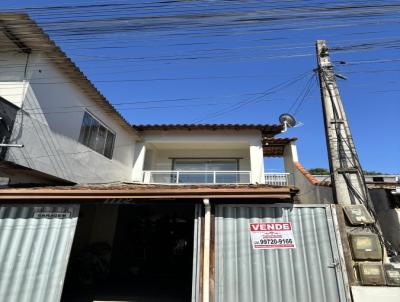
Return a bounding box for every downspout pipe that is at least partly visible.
[203,198,211,302]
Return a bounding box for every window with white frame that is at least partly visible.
[172,158,241,183]
[78,111,115,159]
[173,158,239,171]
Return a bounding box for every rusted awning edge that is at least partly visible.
[0,194,292,200]
[0,186,297,200]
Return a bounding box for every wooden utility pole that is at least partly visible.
[316,40,371,207]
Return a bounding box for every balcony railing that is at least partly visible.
[142,171,291,186]
[264,173,291,186]
[142,170,251,184]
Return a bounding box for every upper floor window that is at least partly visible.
[173,159,239,171]
[78,111,115,159]
[172,158,240,183]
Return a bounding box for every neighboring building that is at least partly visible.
[312,174,400,254]
[0,13,138,184]
[0,13,399,302]
[369,184,400,252]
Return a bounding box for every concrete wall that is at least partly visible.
[291,166,333,204]
[134,130,265,183]
[1,52,137,184]
[352,286,400,302]
[283,142,333,204]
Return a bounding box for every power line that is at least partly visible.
[191,70,313,122]
[1,0,399,125]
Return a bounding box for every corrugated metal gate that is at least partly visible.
[0,205,79,302]
[214,204,348,302]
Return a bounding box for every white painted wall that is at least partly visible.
[132,142,146,182]
[0,51,31,107]
[249,143,265,184]
[147,148,250,170]
[1,52,137,184]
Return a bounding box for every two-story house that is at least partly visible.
[1,13,387,302]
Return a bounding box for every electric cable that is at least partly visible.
[319,66,397,255]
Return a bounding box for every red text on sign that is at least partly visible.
[249,222,291,232]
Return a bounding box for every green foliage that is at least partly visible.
[308,168,330,175]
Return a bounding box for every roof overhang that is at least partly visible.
[0,184,298,200]
[0,160,74,186]
[0,13,139,138]
[263,137,297,157]
[133,124,283,136]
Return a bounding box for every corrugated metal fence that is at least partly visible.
[215,205,347,302]
[0,205,79,302]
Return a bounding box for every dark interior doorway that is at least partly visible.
[61,204,195,302]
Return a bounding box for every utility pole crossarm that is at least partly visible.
[316,40,370,206]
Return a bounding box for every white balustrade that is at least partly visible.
[264,173,291,186]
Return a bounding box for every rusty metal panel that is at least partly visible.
[0,205,79,302]
[215,205,348,302]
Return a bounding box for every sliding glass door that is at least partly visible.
[172,159,239,183]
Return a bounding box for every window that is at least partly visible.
[173,159,238,171]
[78,111,115,159]
[172,158,240,183]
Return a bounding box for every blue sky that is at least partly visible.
[3,0,400,173]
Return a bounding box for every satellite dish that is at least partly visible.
[279,113,296,132]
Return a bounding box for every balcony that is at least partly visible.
[142,171,291,186]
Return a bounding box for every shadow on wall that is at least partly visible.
[0,97,19,160]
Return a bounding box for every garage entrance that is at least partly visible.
[61,203,195,302]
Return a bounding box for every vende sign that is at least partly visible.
[250,222,291,231]
[249,222,296,249]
